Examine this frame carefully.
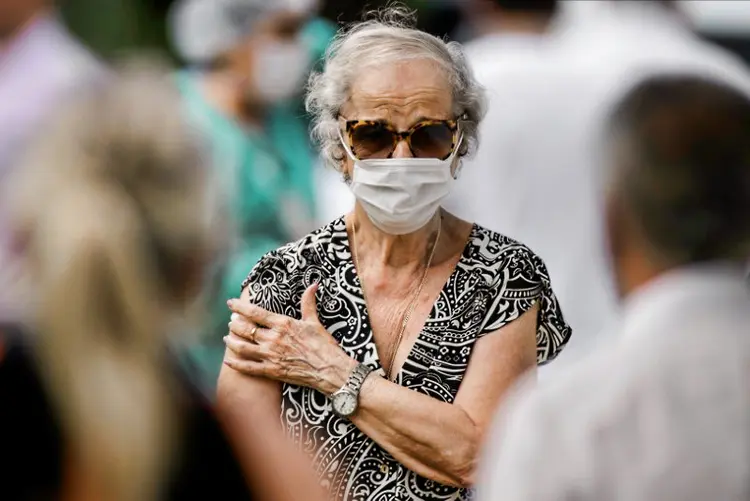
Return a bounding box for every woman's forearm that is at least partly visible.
[351,374,480,488]
[223,291,539,490]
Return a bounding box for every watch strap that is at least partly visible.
[341,363,372,396]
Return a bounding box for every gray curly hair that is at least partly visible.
[305,5,487,171]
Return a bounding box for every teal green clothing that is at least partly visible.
[302,17,337,71]
[177,17,337,394]
[176,71,311,389]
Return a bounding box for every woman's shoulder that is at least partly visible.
[240,218,347,315]
[466,225,572,363]
[248,217,347,275]
[469,224,538,253]
[465,224,549,284]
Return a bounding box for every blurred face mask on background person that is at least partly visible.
[250,39,311,104]
[339,126,464,235]
[169,0,319,103]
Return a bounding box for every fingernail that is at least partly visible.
[227,299,234,307]
[230,313,240,322]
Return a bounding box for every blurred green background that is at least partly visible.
[60,0,176,58]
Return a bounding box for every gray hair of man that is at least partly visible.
[305,5,487,172]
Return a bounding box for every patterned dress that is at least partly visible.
[241,217,572,501]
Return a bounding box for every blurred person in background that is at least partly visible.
[459,0,558,62]
[0,61,325,501]
[478,73,750,501]
[0,0,102,173]
[443,0,559,254]
[448,0,750,373]
[218,6,571,500]
[168,0,337,392]
[0,0,104,319]
[0,61,252,501]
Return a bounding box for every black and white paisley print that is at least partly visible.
[241,217,571,501]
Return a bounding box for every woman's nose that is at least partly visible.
[392,139,414,159]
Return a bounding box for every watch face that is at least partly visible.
[332,392,357,417]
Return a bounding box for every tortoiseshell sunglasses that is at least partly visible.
[341,118,461,160]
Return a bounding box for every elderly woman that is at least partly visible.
[218,7,571,500]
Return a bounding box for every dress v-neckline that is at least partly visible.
[339,217,477,383]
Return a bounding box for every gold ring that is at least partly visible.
[250,326,259,342]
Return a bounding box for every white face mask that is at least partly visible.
[341,133,463,235]
[252,40,311,104]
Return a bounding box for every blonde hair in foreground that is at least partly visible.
[7,59,218,501]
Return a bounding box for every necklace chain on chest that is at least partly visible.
[352,216,442,381]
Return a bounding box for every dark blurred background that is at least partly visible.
[59,0,750,64]
[58,0,462,60]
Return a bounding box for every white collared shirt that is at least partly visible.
[477,264,750,501]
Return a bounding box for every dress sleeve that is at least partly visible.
[478,246,572,365]
[239,250,299,318]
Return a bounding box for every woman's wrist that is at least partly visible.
[320,355,359,395]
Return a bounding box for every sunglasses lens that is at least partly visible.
[410,123,456,159]
[349,123,394,159]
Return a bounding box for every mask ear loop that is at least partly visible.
[338,128,358,161]
[451,131,465,180]
[337,128,357,184]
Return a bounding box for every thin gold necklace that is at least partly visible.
[352,216,442,381]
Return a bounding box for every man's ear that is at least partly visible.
[604,188,627,292]
[604,189,619,243]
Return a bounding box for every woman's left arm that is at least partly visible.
[223,285,539,488]
[350,302,538,488]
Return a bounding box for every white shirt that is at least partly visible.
[445,31,554,238]
[445,1,750,372]
[478,264,750,501]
